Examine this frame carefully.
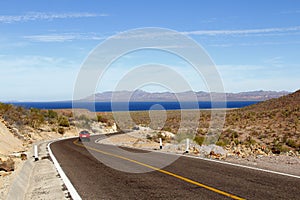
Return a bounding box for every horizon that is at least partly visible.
[2,89,293,103]
[1,1,300,101]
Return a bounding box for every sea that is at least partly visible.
[8,101,259,112]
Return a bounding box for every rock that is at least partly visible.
[209,149,227,160]
[0,157,15,172]
[199,144,227,159]
[21,153,27,160]
[0,171,11,177]
[287,151,296,157]
[163,131,175,139]
[38,125,52,132]
[192,146,199,155]
[256,149,267,156]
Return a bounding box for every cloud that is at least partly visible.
[263,56,284,67]
[24,33,106,42]
[182,26,300,36]
[27,25,300,43]
[0,12,108,23]
[0,54,77,70]
[209,40,300,47]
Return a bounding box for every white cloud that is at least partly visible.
[0,55,76,69]
[182,26,300,36]
[263,56,284,67]
[0,12,108,23]
[217,64,267,71]
[209,40,300,47]
[26,25,300,43]
[24,33,106,42]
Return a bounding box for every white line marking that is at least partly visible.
[183,154,300,179]
[94,136,300,179]
[48,138,82,200]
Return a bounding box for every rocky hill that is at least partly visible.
[242,89,300,111]
[223,89,300,154]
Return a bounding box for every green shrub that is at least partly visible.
[47,110,58,119]
[58,116,70,127]
[194,135,204,145]
[216,139,230,147]
[58,127,65,134]
[272,143,289,154]
[286,139,297,148]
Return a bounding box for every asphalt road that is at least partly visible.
[50,135,300,200]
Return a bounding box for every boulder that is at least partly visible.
[0,157,15,172]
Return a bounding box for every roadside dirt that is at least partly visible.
[0,120,78,200]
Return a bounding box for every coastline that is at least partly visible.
[9,101,258,113]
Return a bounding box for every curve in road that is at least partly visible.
[50,136,300,200]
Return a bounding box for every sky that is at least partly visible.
[0,0,299,101]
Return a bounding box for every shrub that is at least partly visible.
[194,135,204,145]
[47,110,58,119]
[146,134,152,140]
[58,116,70,127]
[97,115,108,123]
[216,139,230,147]
[58,127,65,134]
[286,139,297,148]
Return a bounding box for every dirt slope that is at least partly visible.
[0,120,24,155]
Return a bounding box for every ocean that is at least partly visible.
[9,101,259,112]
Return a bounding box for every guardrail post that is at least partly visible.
[159,138,163,149]
[185,138,189,153]
[34,145,39,161]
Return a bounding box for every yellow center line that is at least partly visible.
[73,139,245,200]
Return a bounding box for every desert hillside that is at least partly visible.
[0,120,23,155]
[96,90,300,155]
[223,89,299,153]
[0,103,80,174]
[242,89,300,111]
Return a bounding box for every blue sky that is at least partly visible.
[0,0,299,101]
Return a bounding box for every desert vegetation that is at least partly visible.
[0,103,73,142]
[0,90,299,156]
[96,90,300,154]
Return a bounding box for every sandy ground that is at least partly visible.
[24,142,70,200]
[0,158,24,200]
[0,120,78,200]
[1,141,72,200]
[0,120,25,199]
[98,130,160,149]
[0,120,24,155]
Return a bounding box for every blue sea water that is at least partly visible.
[9,101,259,112]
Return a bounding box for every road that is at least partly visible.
[50,135,300,200]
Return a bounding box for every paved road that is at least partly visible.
[50,135,300,200]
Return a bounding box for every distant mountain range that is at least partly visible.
[82,90,290,102]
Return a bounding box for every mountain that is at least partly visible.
[82,90,290,102]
